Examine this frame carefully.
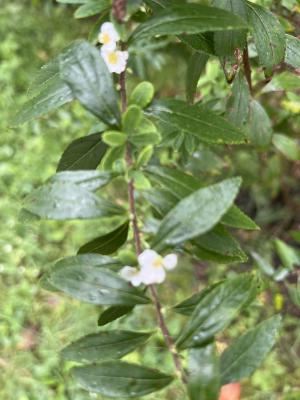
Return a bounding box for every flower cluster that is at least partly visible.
[98,22,128,74]
[120,249,178,286]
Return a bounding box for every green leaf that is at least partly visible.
[251,251,274,276]
[57,0,86,3]
[222,205,259,230]
[213,0,248,58]
[24,179,123,220]
[152,177,242,250]
[247,2,286,70]
[176,275,255,349]
[193,224,248,264]
[221,315,282,384]
[227,71,250,127]
[180,33,215,56]
[186,52,209,104]
[247,100,273,149]
[147,100,247,145]
[273,133,300,161]
[145,165,200,199]
[98,306,134,326]
[49,170,114,191]
[122,105,143,133]
[103,131,127,147]
[274,239,300,271]
[285,34,300,69]
[129,81,155,109]
[74,0,110,19]
[13,53,73,125]
[61,330,151,362]
[59,40,120,125]
[78,222,129,255]
[57,133,107,171]
[174,282,223,316]
[187,344,220,400]
[49,258,150,306]
[73,361,173,397]
[136,145,154,167]
[130,4,248,43]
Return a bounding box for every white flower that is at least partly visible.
[101,48,129,74]
[119,266,143,287]
[138,249,178,285]
[98,22,119,51]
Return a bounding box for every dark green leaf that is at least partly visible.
[180,33,215,56]
[186,52,209,104]
[145,165,200,199]
[221,315,282,384]
[222,205,259,230]
[147,99,247,145]
[74,0,110,18]
[227,70,250,127]
[152,177,242,250]
[176,275,255,349]
[24,180,123,220]
[73,361,173,397]
[174,282,223,316]
[213,0,248,57]
[130,4,248,43]
[49,259,150,306]
[78,222,129,255]
[247,2,285,70]
[98,306,134,326]
[61,330,151,362]
[187,344,220,400]
[59,40,120,125]
[193,224,248,264]
[57,133,107,171]
[247,100,273,149]
[285,34,300,69]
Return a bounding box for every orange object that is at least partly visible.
[219,383,241,400]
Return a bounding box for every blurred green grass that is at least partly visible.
[1,1,300,399]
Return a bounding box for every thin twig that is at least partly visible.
[118,42,186,385]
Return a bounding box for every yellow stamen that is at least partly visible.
[100,32,110,45]
[107,52,118,65]
[153,257,163,268]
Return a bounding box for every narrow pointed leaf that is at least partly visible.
[221,315,282,384]
[78,222,129,254]
[73,361,174,397]
[130,4,248,43]
[186,52,209,104]
[227,71,250,127]
[152,178,242,250]
[61,330,151,362]
[213,0,248,57]
[247,100,273,149]
[176,275,255,349]
[247,2,285,70]
[187,344,220,400]
[59,40,120,125]
[57,133,107,171]
[49,263,150,306]
[222,205,259,230]
[147,100,247,145]
[98,306,134,326]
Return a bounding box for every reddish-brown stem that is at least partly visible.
[119,52,186,385]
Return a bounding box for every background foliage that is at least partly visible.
[1,0,300,399]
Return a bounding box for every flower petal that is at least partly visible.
[140,264,166,285]
[138,249,159,269]
[100,22,119,42]
[163,254,178,270]
[119,266,138,281]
